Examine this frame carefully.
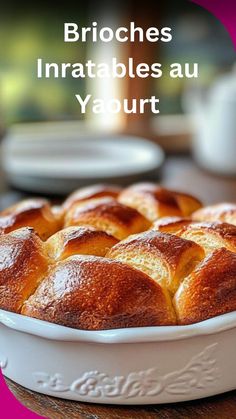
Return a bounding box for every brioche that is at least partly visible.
[63,184,122,211]
[64,197,151,240]
[154,219,236,254]
[0,228,50,313]
[153,216,192,234]
[118,183,202,222]
[174,248,236,325]
[0,184,236,329]
[0,199,61,240]
[46,226,118,260]
[192,203,236,225]
[107,230,204,294]
[22,256,176,329]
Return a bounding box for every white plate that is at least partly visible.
[1,309,236,404]
[1,124,164,194]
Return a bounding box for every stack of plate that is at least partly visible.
[1,122,165,195]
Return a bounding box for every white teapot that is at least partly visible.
[189,65,236,175]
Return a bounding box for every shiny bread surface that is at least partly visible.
[22,255,176,329]
[0,184,236,329]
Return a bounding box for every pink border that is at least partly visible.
[0,1,235,416]
[0,371,45,418]
[191,0,236,50]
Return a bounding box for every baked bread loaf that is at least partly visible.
[107,230,204,294]
[0,199,61,240]
[154,218,236,254]
[0,183,236,329]
[153,216,192,234]
[192,203,236,225]
[46,226,118,260]
[22,255,176,329]
[0,228,50,313]
[174,248,236,325]
[64,197,150,240]
[63,184,122,211]
[118,183,202,222]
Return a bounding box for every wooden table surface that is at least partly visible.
[6,378,236,419]
[3,155,236,419]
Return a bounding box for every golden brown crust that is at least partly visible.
[154,219,236,254]
[51,205,64,224]
[1,184,236,329]
[174,192,202,217]
[64,198,151,240]
[0,199,61,240]
[22,255,176,329]
[46,226,118,260]
[174,248,236,325]
[192,203,236,225]
[63,184,122,211]
[107,230,204,294]
[0,228,50,313]
[118,183,202,221]
[153,217,192,233]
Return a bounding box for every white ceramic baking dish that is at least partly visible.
[1,309,236,405]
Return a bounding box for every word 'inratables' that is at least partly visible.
[37,58,162,79]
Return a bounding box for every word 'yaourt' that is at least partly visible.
[75,95,160,114]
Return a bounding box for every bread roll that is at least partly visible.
[0,228,50,313]
[0,199,61,240]
[107,230,204,294]
[118,183,202,221]
[63,184,122,211]
[174,248,236,324]
[22,255,176,329]
[64,198,150,240]
[153,217,192,234]
[155,219,236,255]
[46,226,118,260]
[192,203,236,226]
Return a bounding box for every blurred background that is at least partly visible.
[0,0,235,206]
